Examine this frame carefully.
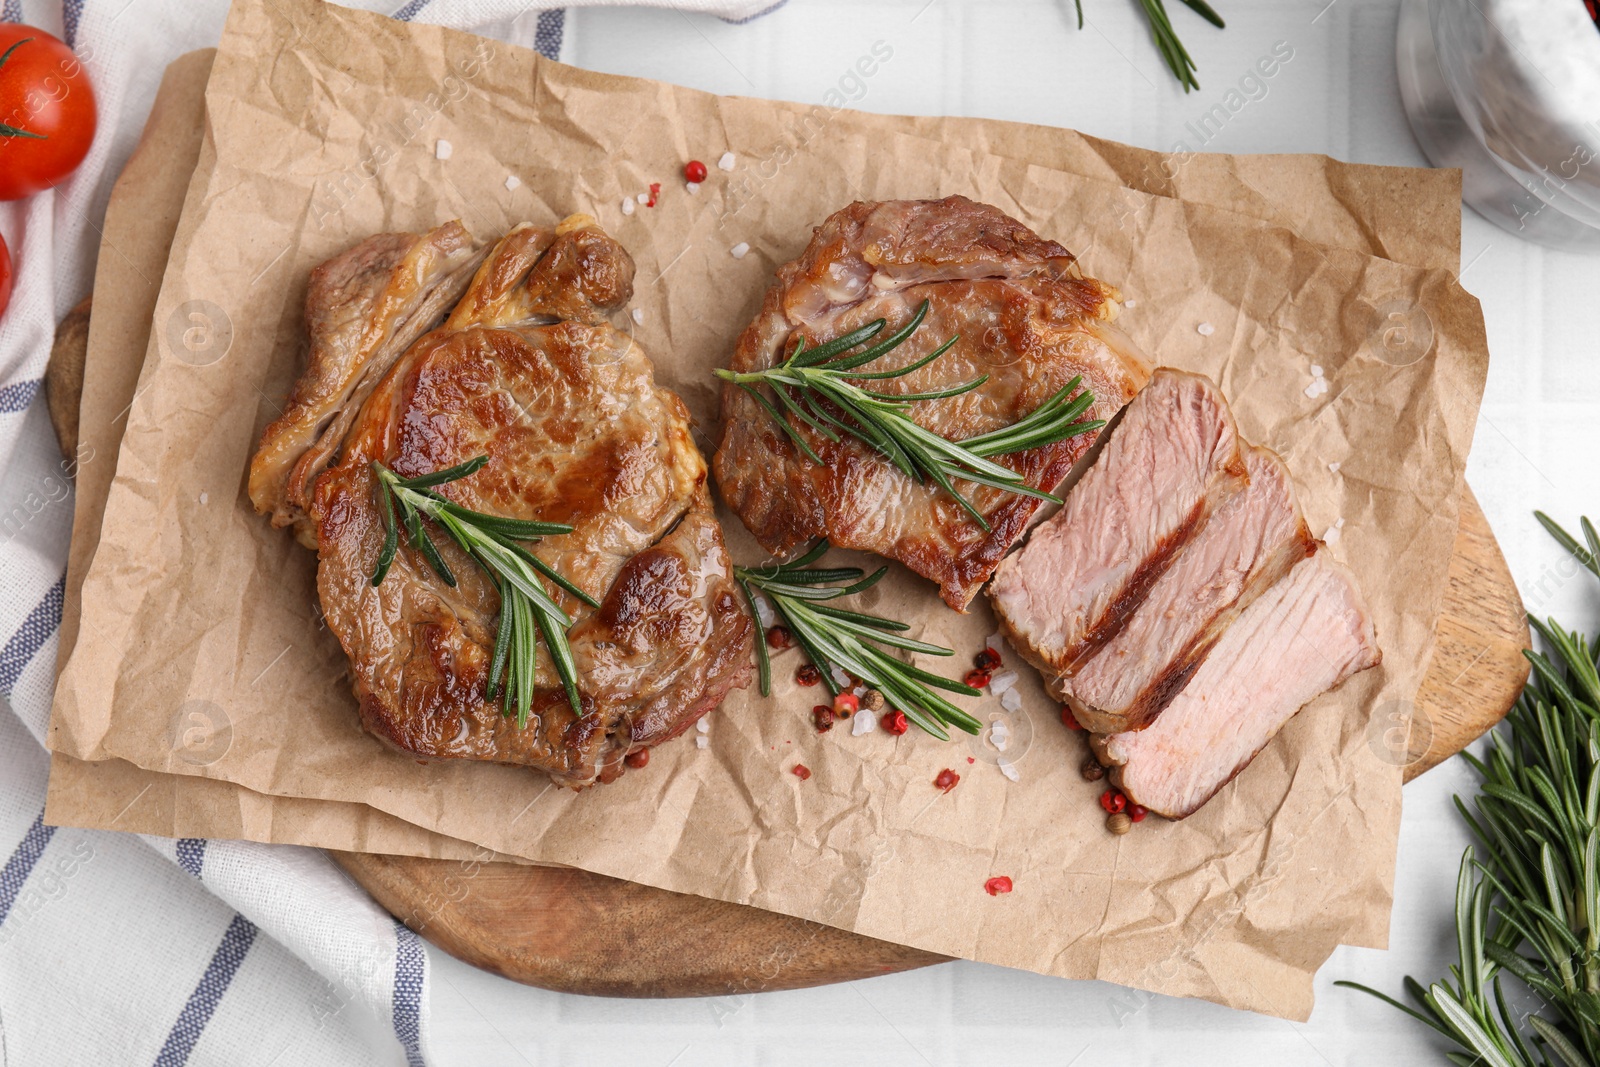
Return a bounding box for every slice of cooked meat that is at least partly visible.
[249,221,488,547]
[988,368,1248,678]
[713,196,1150,611]
[259,215,752,787]
[1093,549,1381,818]
[1063,445,1315,734]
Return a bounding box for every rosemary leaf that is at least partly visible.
[486,576,513,700]
[395,455,488,488]
[740,582,773,697]
[372,477,400,587]
[1177,0,1225,28]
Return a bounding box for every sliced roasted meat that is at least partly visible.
[249,221,488,546]
[713,196,1150,611]
[1063,445,1314,734]
[256,216,752,787]
[988,368,1247,678]
[1093,550,1381,818]
[991,366,1380,819]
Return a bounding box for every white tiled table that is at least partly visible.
[430,2,1600,1062]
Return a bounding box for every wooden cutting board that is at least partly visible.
[46,309,1529,998]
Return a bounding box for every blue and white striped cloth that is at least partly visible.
[0,0,771,1062]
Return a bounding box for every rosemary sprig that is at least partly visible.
[369,455,599,727]
[736,541,982,741]
[1337,512,1600,1067]
[1067,1,1226,90]
[715,299,1103,533]
[1135,0,1224,92]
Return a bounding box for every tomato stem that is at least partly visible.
[0,38,33,72]
[0,39,48,141]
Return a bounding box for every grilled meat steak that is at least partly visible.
[713,196,1150,610]
[1093,550,1381,818]
[990,367,1380,818]
[250,221,488,548]
[250,216,753,787]
[988,369,1249,678]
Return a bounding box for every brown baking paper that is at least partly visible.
[48,0,1488,1018]
[39,48,1468,879]
[44,52,1474,885]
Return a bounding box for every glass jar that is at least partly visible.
[1398,0,1600,251]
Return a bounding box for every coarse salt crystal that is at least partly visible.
[504,175,521,191]
[199,492,208,505]
[989,669,1018,695]
[753,593,775,628]
[999,688,1023,712]
[986,632,1004,653]
[718,151,736,171]
[696,718,709,734]
[852,711,876,736]
[621,198,635,216]
[1310,364,1324,378]
[829,666,851,689]
[1328,461,1341,474]
[637,192,650,204]
[696,735,710,749]
[434,139,452,160]
[632,308,645,325]
[1197,322,1215,336]
[1304,377,1330,399]
[852,686,866,698]
[1124,299,1137,308]
[685,181,701,196]
[730,242,750,259]
[998,758,1020,782]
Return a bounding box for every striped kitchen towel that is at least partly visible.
[0,0,777,1063]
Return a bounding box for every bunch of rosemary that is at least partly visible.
[715,299,1103,532]
[737,541,982,740]
[369,456,596,727]
[1338,513,1600,1067]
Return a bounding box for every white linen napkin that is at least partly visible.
[0,1,776,1063]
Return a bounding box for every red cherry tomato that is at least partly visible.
[0,26,97,201]
[0,234,11,319]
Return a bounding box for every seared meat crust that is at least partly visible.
[255,217,752,787]
[713,197,1150,610]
